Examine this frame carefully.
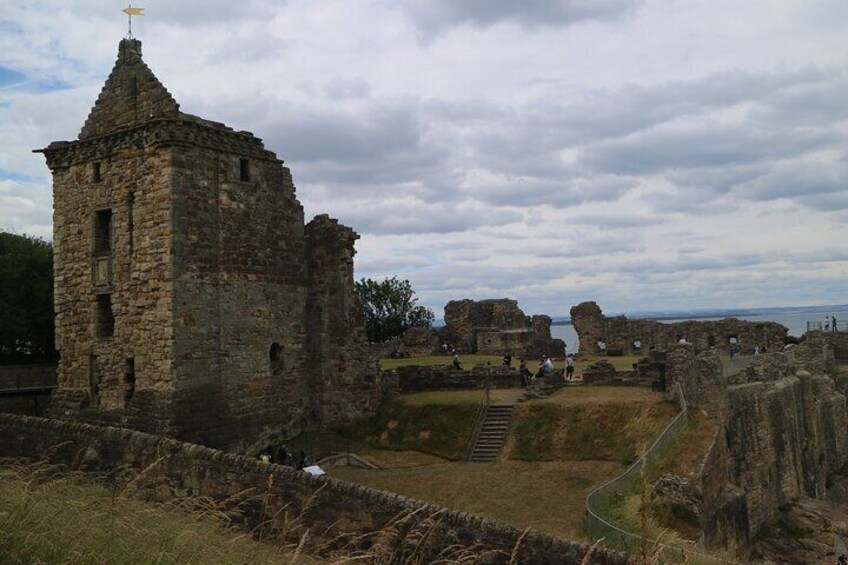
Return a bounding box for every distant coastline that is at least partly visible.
[549,304,848,326]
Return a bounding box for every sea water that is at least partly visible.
[551,306,848,355]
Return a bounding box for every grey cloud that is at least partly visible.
[305,197,523,236]
[465,175,635,208]
[399,0,639,35]
[322,77,371,100]
[566,213,667,229]
[734,156,848,201]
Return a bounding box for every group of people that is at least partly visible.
[824,315,840,332]
[259,444,315,470]
[441,342,457,355]
[514,354,576,386]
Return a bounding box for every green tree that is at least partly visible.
[0,232,56,362]
[354,276,434,342]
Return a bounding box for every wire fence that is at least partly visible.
[806,321,848,332]
[584,383,741,564]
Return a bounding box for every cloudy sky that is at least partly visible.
[1,1,846,317]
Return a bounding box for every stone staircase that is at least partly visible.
[469,404,515,462]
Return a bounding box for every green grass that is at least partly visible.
[380,354,502,370]
[0,460,317,564]
[380,354,645,374]
[340,397,479,460]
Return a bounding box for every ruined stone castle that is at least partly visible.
[571,301,787,356]
[36,39,379,451]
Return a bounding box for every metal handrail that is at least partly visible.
[464,379,491,461]
[584,383,742,564]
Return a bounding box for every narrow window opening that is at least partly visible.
[239,158,251,182]
[89,355,100,405]
[92,162,102,183]
[127,193,135,256]
[94,209,112,254]
[270,342,284,375]
[96,294,115,338]
[124,357,136,406]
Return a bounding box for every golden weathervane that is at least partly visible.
[123,4,145,39]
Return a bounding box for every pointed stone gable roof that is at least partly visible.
[78,39,180,139]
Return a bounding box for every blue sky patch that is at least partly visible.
[0,67,27,88]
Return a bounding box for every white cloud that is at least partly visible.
[1,0,847,315]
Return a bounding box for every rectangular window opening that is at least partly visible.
[239,158,251,182]
[124,357,136,405]
[96,294,115,338]
[92,162,102,183]
[127,193,135,256]
[94,209,112,254]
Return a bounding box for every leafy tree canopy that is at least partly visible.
[0,232,56,362]
[354,276,434,343]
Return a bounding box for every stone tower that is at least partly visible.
[37,39,379,451]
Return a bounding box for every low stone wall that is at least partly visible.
[0,395,50,417]
[0,363,57,389]
[384,365,523,394]
[581,353,666,388]
[0,413,630,565]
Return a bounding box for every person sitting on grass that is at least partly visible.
[452,353,462,370]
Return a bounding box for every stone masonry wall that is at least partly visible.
[666,347,848,556]
[39,38,380,453]
[384,365,523,395]
[571,301,787,356]
[445,299,565,357]
[0,413,631,565]
[305,215,380,428]
[443,299,528,352]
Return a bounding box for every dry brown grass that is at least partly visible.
[359,449,448,468]
[331,459,623,542]
[508,388,678,463]
[0,458,319,564]
[538,386,667,407]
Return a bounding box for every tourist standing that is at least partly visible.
[519,358,531,387]
[825,315,831,332]
[833,316,839,332]
[565,355,575,380]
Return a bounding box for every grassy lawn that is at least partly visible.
[381,354,645,374]
[327,385,686,544]
[331,459,622,542]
